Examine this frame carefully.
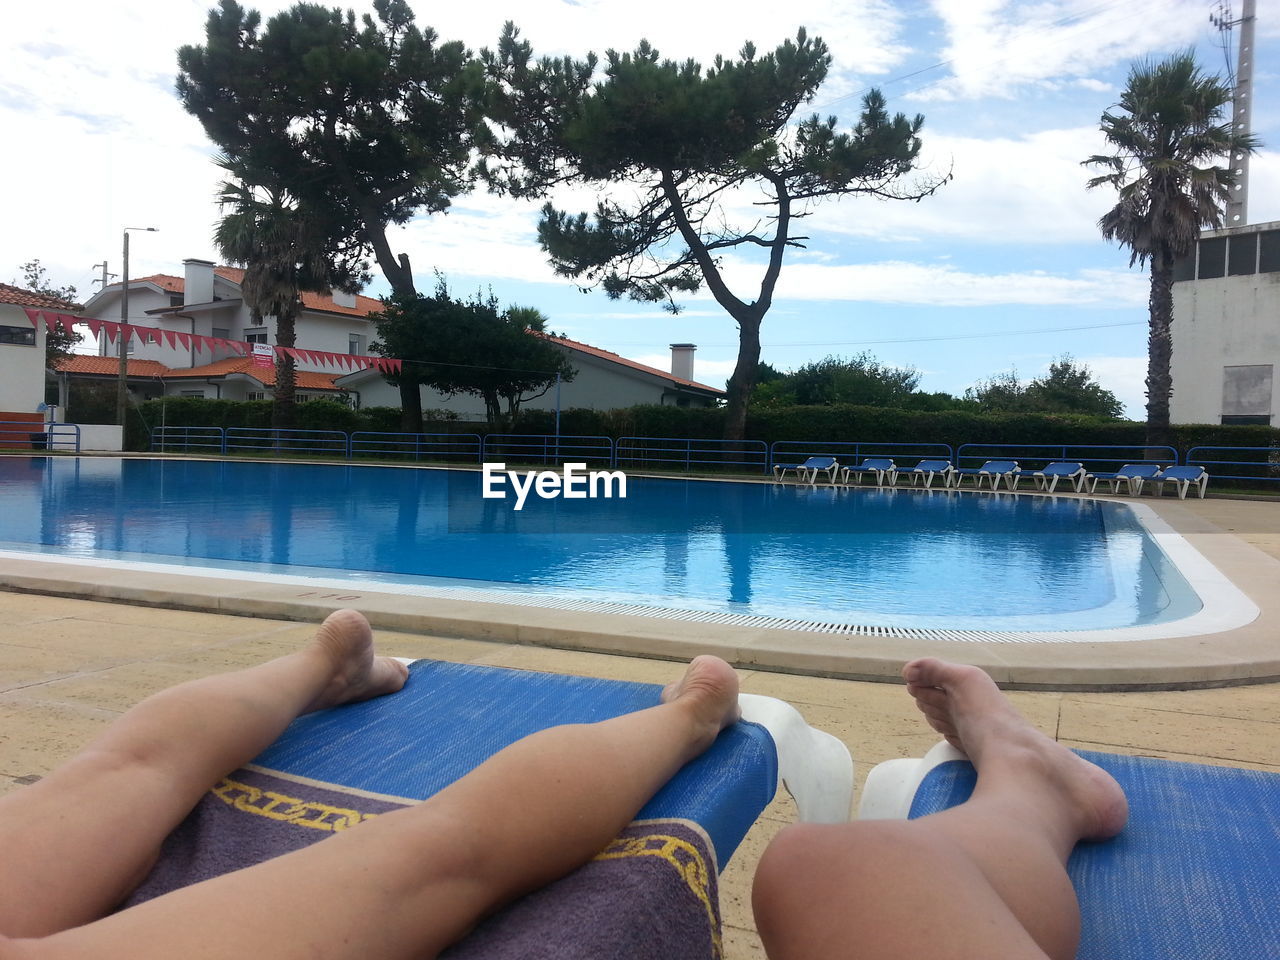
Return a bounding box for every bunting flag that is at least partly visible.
[85,317,102,340]
[22,308,42,327]
[162,329,177,350]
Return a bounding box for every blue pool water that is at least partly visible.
[0,457,1201,631]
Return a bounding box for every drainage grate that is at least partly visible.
[362,580,1079,643]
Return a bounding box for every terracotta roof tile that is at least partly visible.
[164,357,344,391]
[55,356,169,377]
[536,332,723,394]
[0,283,80,311]
[126,269,381,317]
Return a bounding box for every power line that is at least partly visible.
[602,320,1145,351]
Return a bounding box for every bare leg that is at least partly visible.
[752,659,1127,960]
[10,655,740,960]
[0,609,407,938]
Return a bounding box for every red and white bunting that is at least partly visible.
[22,308,42,327]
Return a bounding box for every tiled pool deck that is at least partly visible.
[0,495,1277,957]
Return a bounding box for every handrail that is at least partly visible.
[1185,445,1280,486]
[0,420,80,453]
[480,434,614,465]
[349,431,482,462]
[769,440,953,470]
[616,436,769,473]
[224,427,350,457]
[152,426,227,454]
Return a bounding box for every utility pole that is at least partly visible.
[116,228,158,426]
[1214,0,1256,227]
[91,262,117,357]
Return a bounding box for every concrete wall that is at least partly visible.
[0,302,47,413]
[75,424,123,452]
[1170,220,1280,424]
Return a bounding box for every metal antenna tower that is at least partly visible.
[1212,0,1256,226]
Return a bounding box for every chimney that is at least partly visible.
[183,258,216,305]
[332,288,357,309]
[670,343,696,381]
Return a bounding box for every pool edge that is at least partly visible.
[2,493,1279,692]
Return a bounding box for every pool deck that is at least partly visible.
[1,487,1277,689]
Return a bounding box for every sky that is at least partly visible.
[4,0,1278,417]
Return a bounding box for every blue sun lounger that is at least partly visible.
[126,660,852,959]
[904,459,955,489]
[952,459,1020,491]
[1030,461,1087,493]
[1085,462,1164,495]
[841,457,897,487]
[859,742,1280,960]
[773,455,840,484]
[1152,464,1210,499]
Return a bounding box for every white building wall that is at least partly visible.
[0,302,47,413]
[85,282,374,373]
[343,351,706,416]
[1170,220,1280,425]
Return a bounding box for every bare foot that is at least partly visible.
[306,609,409,713]
[903,658,1128,842]
[661,655,742,750]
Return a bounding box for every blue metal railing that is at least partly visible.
[0,420,80,453]
[1185,446,1280,487]
[769,440,953,472]
[152,426,226,454]
[224,427,350,457]
[616,436,769,473]
[349,431,482,462]
[955,443,1179,472]
[131,427,1280,495]
[481,434,614,466]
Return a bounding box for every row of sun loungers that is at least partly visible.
[772,457,1210,498]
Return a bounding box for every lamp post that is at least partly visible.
[116,226,158,425]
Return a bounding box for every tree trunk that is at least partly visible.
[272,304,297,429]
[722,314,763,442]
[1145,254,1175,447]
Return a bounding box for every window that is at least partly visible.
[1222,364,1273,418]
[1227,234,1258,276]
[212,327,230,340]
[180,390,204,398]
[1221,415,1271,426]
[0,325,36,346]
[247,391,267,401]
[1260,230,1280,274]
[1197,237,1226,279]
[245,328,268,344]
[169,294,184,307]
[349,333,365,356]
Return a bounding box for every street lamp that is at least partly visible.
[116,226,158,426]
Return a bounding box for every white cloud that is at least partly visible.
[919,0,1207,101]
[1077,354,1148,419]
[717,257,1147,307]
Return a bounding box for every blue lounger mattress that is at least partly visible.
[909,750,1280,960]
[124,660,779,960]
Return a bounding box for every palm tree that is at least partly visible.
[1084,50,1258,444]
[214,159,365,427]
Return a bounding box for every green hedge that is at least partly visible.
[128,397,1279,459]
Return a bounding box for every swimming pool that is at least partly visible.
[0,456,1227,638]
